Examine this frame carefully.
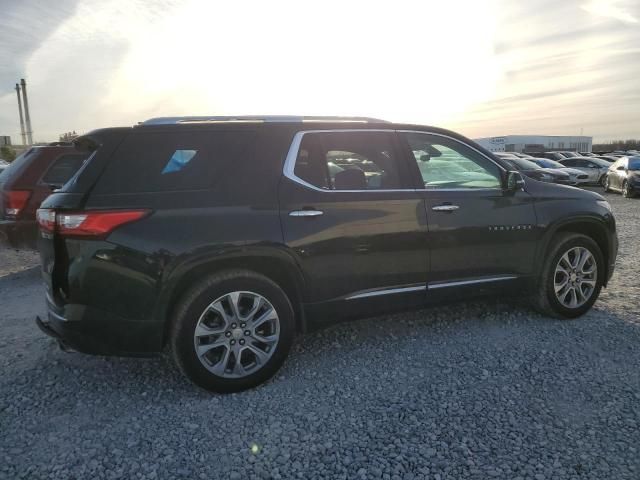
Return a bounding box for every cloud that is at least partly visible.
[0,0,81,92]
[581,0,638,23]
[0,0,638,143]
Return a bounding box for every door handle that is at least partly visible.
[289,209,324,217]
[431,204,459,212]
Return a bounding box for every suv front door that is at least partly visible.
[399,131,539,289]
[278,129,429,309]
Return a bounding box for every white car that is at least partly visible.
[557,157,611,185]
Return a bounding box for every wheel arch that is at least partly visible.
[538,217,612,286]
[156,247,308,347]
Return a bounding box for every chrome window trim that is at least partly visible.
[283,129,507,193]
[345,285,427,300]
[427,275,517,290]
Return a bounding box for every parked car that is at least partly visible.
[35,116,618,393]
[0,160,9,173]
[579,152,596,157]
[511,153,535,159]
[557,157,611,185]
[499,157,573,185]
[603,156,640,198]
[528,158,590,185]
[0,145,88,248]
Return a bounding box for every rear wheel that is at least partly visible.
[533,233,604,319]
[170,270,295,393]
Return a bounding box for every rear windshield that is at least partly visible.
[94,130,256,194]
[0,147,37,183]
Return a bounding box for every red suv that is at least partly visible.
[0,145,88,248]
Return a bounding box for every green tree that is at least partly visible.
[0,146,17,162]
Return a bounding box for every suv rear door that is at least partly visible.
[278,129,429,309]
[398,131,539,290]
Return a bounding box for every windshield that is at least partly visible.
[535,158,563,169]
[588,158,612,168]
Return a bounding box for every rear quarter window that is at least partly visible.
[94,130,256,193]
[41,154,88,187]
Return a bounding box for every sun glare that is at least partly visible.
[101,0,500,125]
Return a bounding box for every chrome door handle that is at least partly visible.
[431,204,459,212]
[289,210,324,217]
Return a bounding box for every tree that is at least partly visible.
[0,146,16,162]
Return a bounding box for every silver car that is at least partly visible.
[529,158,590,185]
[557,157,611,185]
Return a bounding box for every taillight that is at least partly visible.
[36,209,56,233]
[3,190,32,217]
[35,209,150,238]
[56,210,150,237]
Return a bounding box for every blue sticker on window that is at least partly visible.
[161,150,197,174]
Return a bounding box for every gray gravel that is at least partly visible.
[1,191,639,480]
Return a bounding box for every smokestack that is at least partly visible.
[20,78,33,145]
[15,83,27,146]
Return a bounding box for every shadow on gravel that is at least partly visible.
[28,294,640,400]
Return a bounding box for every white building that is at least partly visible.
[474,135,592,154]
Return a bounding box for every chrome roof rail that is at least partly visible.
[140,116,389,125]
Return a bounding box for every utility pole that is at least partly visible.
[15,83,27,145]
[20,79,33,145]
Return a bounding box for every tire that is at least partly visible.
[603,176,610,192]
[170,270,295,393]
[622,181,633,198]
[532,233,604,319]
[599,175,607,187]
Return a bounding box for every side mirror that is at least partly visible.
[505,171,525,193]
[419,154,430,162]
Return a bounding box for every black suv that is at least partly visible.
[36,116,618,392]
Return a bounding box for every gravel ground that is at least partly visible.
[1,191,639,480]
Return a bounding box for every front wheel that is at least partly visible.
[532,233,604,319]
[603,176,611,192]
[622,181,633,198]
[599,175,607,187]
[170,270,295,393]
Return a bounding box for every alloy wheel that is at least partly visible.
[193,291,280,378]
[554,247,597,309]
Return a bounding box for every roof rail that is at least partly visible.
[140,115,389,125]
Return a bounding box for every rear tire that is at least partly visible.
[170,270,295,393]
[532,233,604,319]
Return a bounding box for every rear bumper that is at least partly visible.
[0,219,37,249]
[40,296,163,356]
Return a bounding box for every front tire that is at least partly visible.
[533,233,604,319]
[622,181,633,198]
[170,270,295,393]
[603,176,611,192]
[599,175,607,187]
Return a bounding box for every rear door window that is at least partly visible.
[40,154,89,187]
[293,131,404,190]
[94,130,256,193]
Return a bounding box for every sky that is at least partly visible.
[0,0,638,144]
